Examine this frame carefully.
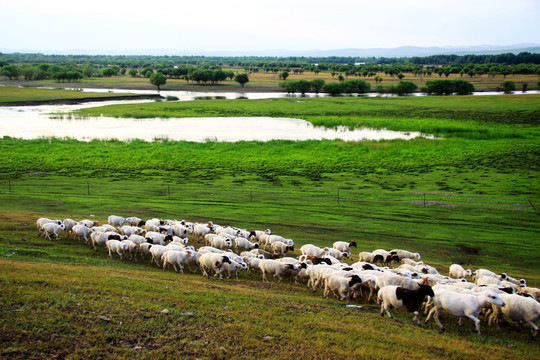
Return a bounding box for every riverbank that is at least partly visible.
[0,86,162,106]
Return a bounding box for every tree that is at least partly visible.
[374,75,383,84]
[149,72,167,91]
[397,72,405,80]
[310,79,326,94]
[323,82,344,95]
[394,81,418,95]
[500,80,515,94]
[279,71,289,81]
[234,73,249,87]
[128,68,138,77]
[453,80,475,95]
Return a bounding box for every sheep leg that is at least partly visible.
[527,321,538,337]
[467,315,482,336]
[432,309,445,331]
[412,311,421,325]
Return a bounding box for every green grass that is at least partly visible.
[0,86,147,104]
[1,93,539,358]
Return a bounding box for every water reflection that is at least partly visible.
[0,107,434,142]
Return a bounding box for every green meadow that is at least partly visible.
[0,93,539,359]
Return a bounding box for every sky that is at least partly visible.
[1,0,539,54]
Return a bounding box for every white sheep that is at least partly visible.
[149,244,171,267]
[162,250,193,273]
[193,222,215,240]
[91,231,125,250]
[449,264,473,279]
[120,225,145,237]
[324,274,364,303]
[121,239,138,261]
[209,235,233,250]
[425,289,505,335]
[234,237,260,251]
[326,247,349,260]
[488,293,540,336]
[300,244,328,257]
[389,249,421,261]
[259,259,306,283]
[72,224,95,244]
[199,253,231,280]
[62,219,78,237]
[500,273,527,287]
[79,219,98,228]
[126,216,144,227]
[36,218,62,235]
[106,239,129,260]
[108,215,127,228]
[517,286,540,302]
[145,231,173,245]
[332,241,357,256]
[376,272,424,291]
[221,259,248,279]
[139,243,153,262]
[270,241,294,256]
[265,235,294,250]
[41,222,65,241]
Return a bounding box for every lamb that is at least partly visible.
[378,282,435,325]
[332,240,357,255]
[108,215,127,228]
[425,289,505,335]
[199,253,231,280]
[270,241,294,256]
[488,293,540,336]
[41,222,66,241]
[358,251,375,263]
[324,274,364,303]
[106,239,129,260]
[449,264,473,279]
[300,244,328,257]
[249,229,271,242]
[72,224,95,244]
[162,250,193,273]
[234,237,260,251]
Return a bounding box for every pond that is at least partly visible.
[0,101,433,142]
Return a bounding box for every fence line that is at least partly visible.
[1,178,538,214]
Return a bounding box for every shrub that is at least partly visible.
[394,81,418,95]
[323,82,344,95]
[166,95,179,101]
[500,81,516,94]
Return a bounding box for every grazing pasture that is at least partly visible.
[0,93,539,359]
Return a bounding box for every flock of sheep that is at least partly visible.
[36,215,540,337]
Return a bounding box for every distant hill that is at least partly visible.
[1,44,539,57]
